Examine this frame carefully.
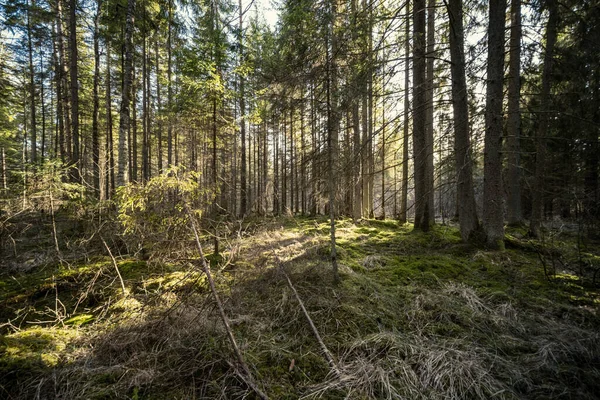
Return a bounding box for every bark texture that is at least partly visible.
[448,0,479,241]
[530,0,558,237]
[483,0,507,249]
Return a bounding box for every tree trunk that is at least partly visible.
[400,0,410,224]
[310,84,317,215]
[142,33,149,182]
[352,94,361,221]
[131,64,137,182]
[300,90,306,215]
[146,43,152,179]
[239,0,247,216]
[360,0,373,219]
[52,23,66,163]
[105,41,115,198]
[290,106,296,215]
[380,82,386,219]
[117,0,135,187]
[425,0,435,223]
[27,0,37,164]
[282,114,287,212]
[506,0,522,225]
[167,0,173,168]
[413,0,430,231]
[327,0,340,283]
[1,147,6,190]
[55,0,72,163]
[483,0,507,248]
[155,39,163,173]
[351,0,361,221]
[447,0,479,241]
[92,0,102,197]
[39,51,46,160]
[530,0,558,237]
[69,0,80,182]
[262,119,268,215]
[274,125,279,214]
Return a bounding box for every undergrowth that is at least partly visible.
[1,215,599,399]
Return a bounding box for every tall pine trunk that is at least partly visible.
[92,0,102,197]
[412,0,430,231]
[55,0,72,163]
[530,0,558,237]
[447,0,479,241]
[117,0,135,187]
[27,0,37,163]
[167,0,173,168]
[351,0,361,221]
[239,0,247,216]
[425,0,435,223]
[39,51,46,160]
[142,33,149,182]
[483,0,507,248]
[400,0,410,224]
[327,0,339,283]
[52,23,66,162]
[105,41,115,198]
[155,40,163,173]
[506,0,522,225]
[69,0,79,182]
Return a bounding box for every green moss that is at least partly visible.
[65,314,95,327]
[118,260,148,277]
[366,255,470,286]
[0,327,80,373]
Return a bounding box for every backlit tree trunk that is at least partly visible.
[399,0,410,224]
[69,0,80,182]
[117,0,135,187]
[413,0,431,231]
[530,0,558,237]
[447,0,479,241]
[506,0,522,225]
[483,0,507,248]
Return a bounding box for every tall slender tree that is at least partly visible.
[530,0,558,237]
[483,0,507,248]
[68,0,79,182]
[327,0,339,283]
[92,0,103,196]
[117,0,135,187]
[447,0,479,241]
[26,0,36,163]
[412,0,431,231]
[239,0,247,216]
[399,0,410,224]
[506,0,522,225]
[425,0,435,222]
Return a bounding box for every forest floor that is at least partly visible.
[1,213,600,399]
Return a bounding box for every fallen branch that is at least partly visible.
[101,236,127,296]
[272,251,340,378]
[184,205,268,400]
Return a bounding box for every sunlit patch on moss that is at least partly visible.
[65,314,94,327]
[0,327,81,371]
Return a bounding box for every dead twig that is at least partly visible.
[272,250,341,378]
[184,203,269,400]
[101,236,127,296]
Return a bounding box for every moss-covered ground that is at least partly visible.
[1,216,599,399]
